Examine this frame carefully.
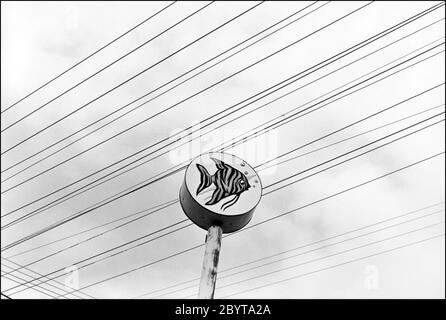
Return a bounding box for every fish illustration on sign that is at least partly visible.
[196,158,251,211]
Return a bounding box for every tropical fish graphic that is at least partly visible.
[196,158,251,211]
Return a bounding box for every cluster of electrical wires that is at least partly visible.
[1,1,444,299]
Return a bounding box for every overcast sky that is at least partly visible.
[1,1,445,299]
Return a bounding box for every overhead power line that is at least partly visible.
[256,103,445,172]
[24,46,443,225]
[0,1,373,188]
[1,269,60,299]
[3,131,443,296]
[3,106,441,292]
[2,262,74,299]
[4,112,439,277]
[5,199,179,259]
[262,114,444,193]
[4,10,442,224]
[221,233,445,298]
[5,25,442,191]
[0,292,12,299]
[3,70,442,282]
[3,1,440,189]
[1,41,437,247]
[182,220,445,298]
[0,1,264,148]
[11,151,442,297]
[1,1,324,175]
[137,205,444,298]
[1,256,96,299]
[1,166,183,233]
[0,1,215,134]
[6,103,442,261]
[1,208,188,277]
[2,41,442,237]
[3,104,443,285]
[217,44,445,155]
[236,151,445,241]
[0,1,177,114]
[2,3,443,297]
[3,220,194,295]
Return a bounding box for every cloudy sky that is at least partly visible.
[1,1,445,299]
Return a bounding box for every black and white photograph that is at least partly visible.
[0,0,444,311]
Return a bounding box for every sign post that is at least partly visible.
[198,225,222,299]
[179,152,262,299]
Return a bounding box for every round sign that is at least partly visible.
[179,152,262,233]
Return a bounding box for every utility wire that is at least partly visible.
[0,1,370,189]
[6,111,440,298]
[1,263,70,299]
[2,4,442,292]
[217,44,445,155]
[16,45,444,226]
[4,132,443,295]
[2,4,380,229]
[1,9,440,222]
[3,55,442,280]
[1,270,59,299]
[5,102,443,274]
[216,42,445,158]
[1,166,183,235]
[6,1,441,180]
[262,114,445,193]
[1,268,78,299]
[10,113,428,276]
[221,233,445,298]
[182,221,445,298]
[0,1,217,135]
[3,7,440,224]
[6,8,441,206]
[220,223,446,293]
[0,1,177,114]
[1,256,96,299]
[4,106,443,287]
[3,221,195,295]
[235,151,445,241]
[1,204,186,276]
[139,205,444,298]
[2,41,442,241]
[0,292,12,299]
[1,1,267,153]
[98,40,446,208]
[2,44,436,250]
[32,45,446,223]
[22,152,444,298]
[5,199,179,259]
[1,1,324,175]
[7,103,442,261]
[3,3,374,195]
[256,103,445,172]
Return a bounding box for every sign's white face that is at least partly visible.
[184,152,262,216]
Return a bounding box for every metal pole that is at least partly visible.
[198,225,222,299]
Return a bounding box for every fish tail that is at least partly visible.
[196,164,212,195]
[221,194,239,211]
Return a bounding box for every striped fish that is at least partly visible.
[196,158,251,211]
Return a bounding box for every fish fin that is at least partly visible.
[196,164,212,195]
[206,188,224,206]
[211,157,228,170]
[221,194,240,211]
